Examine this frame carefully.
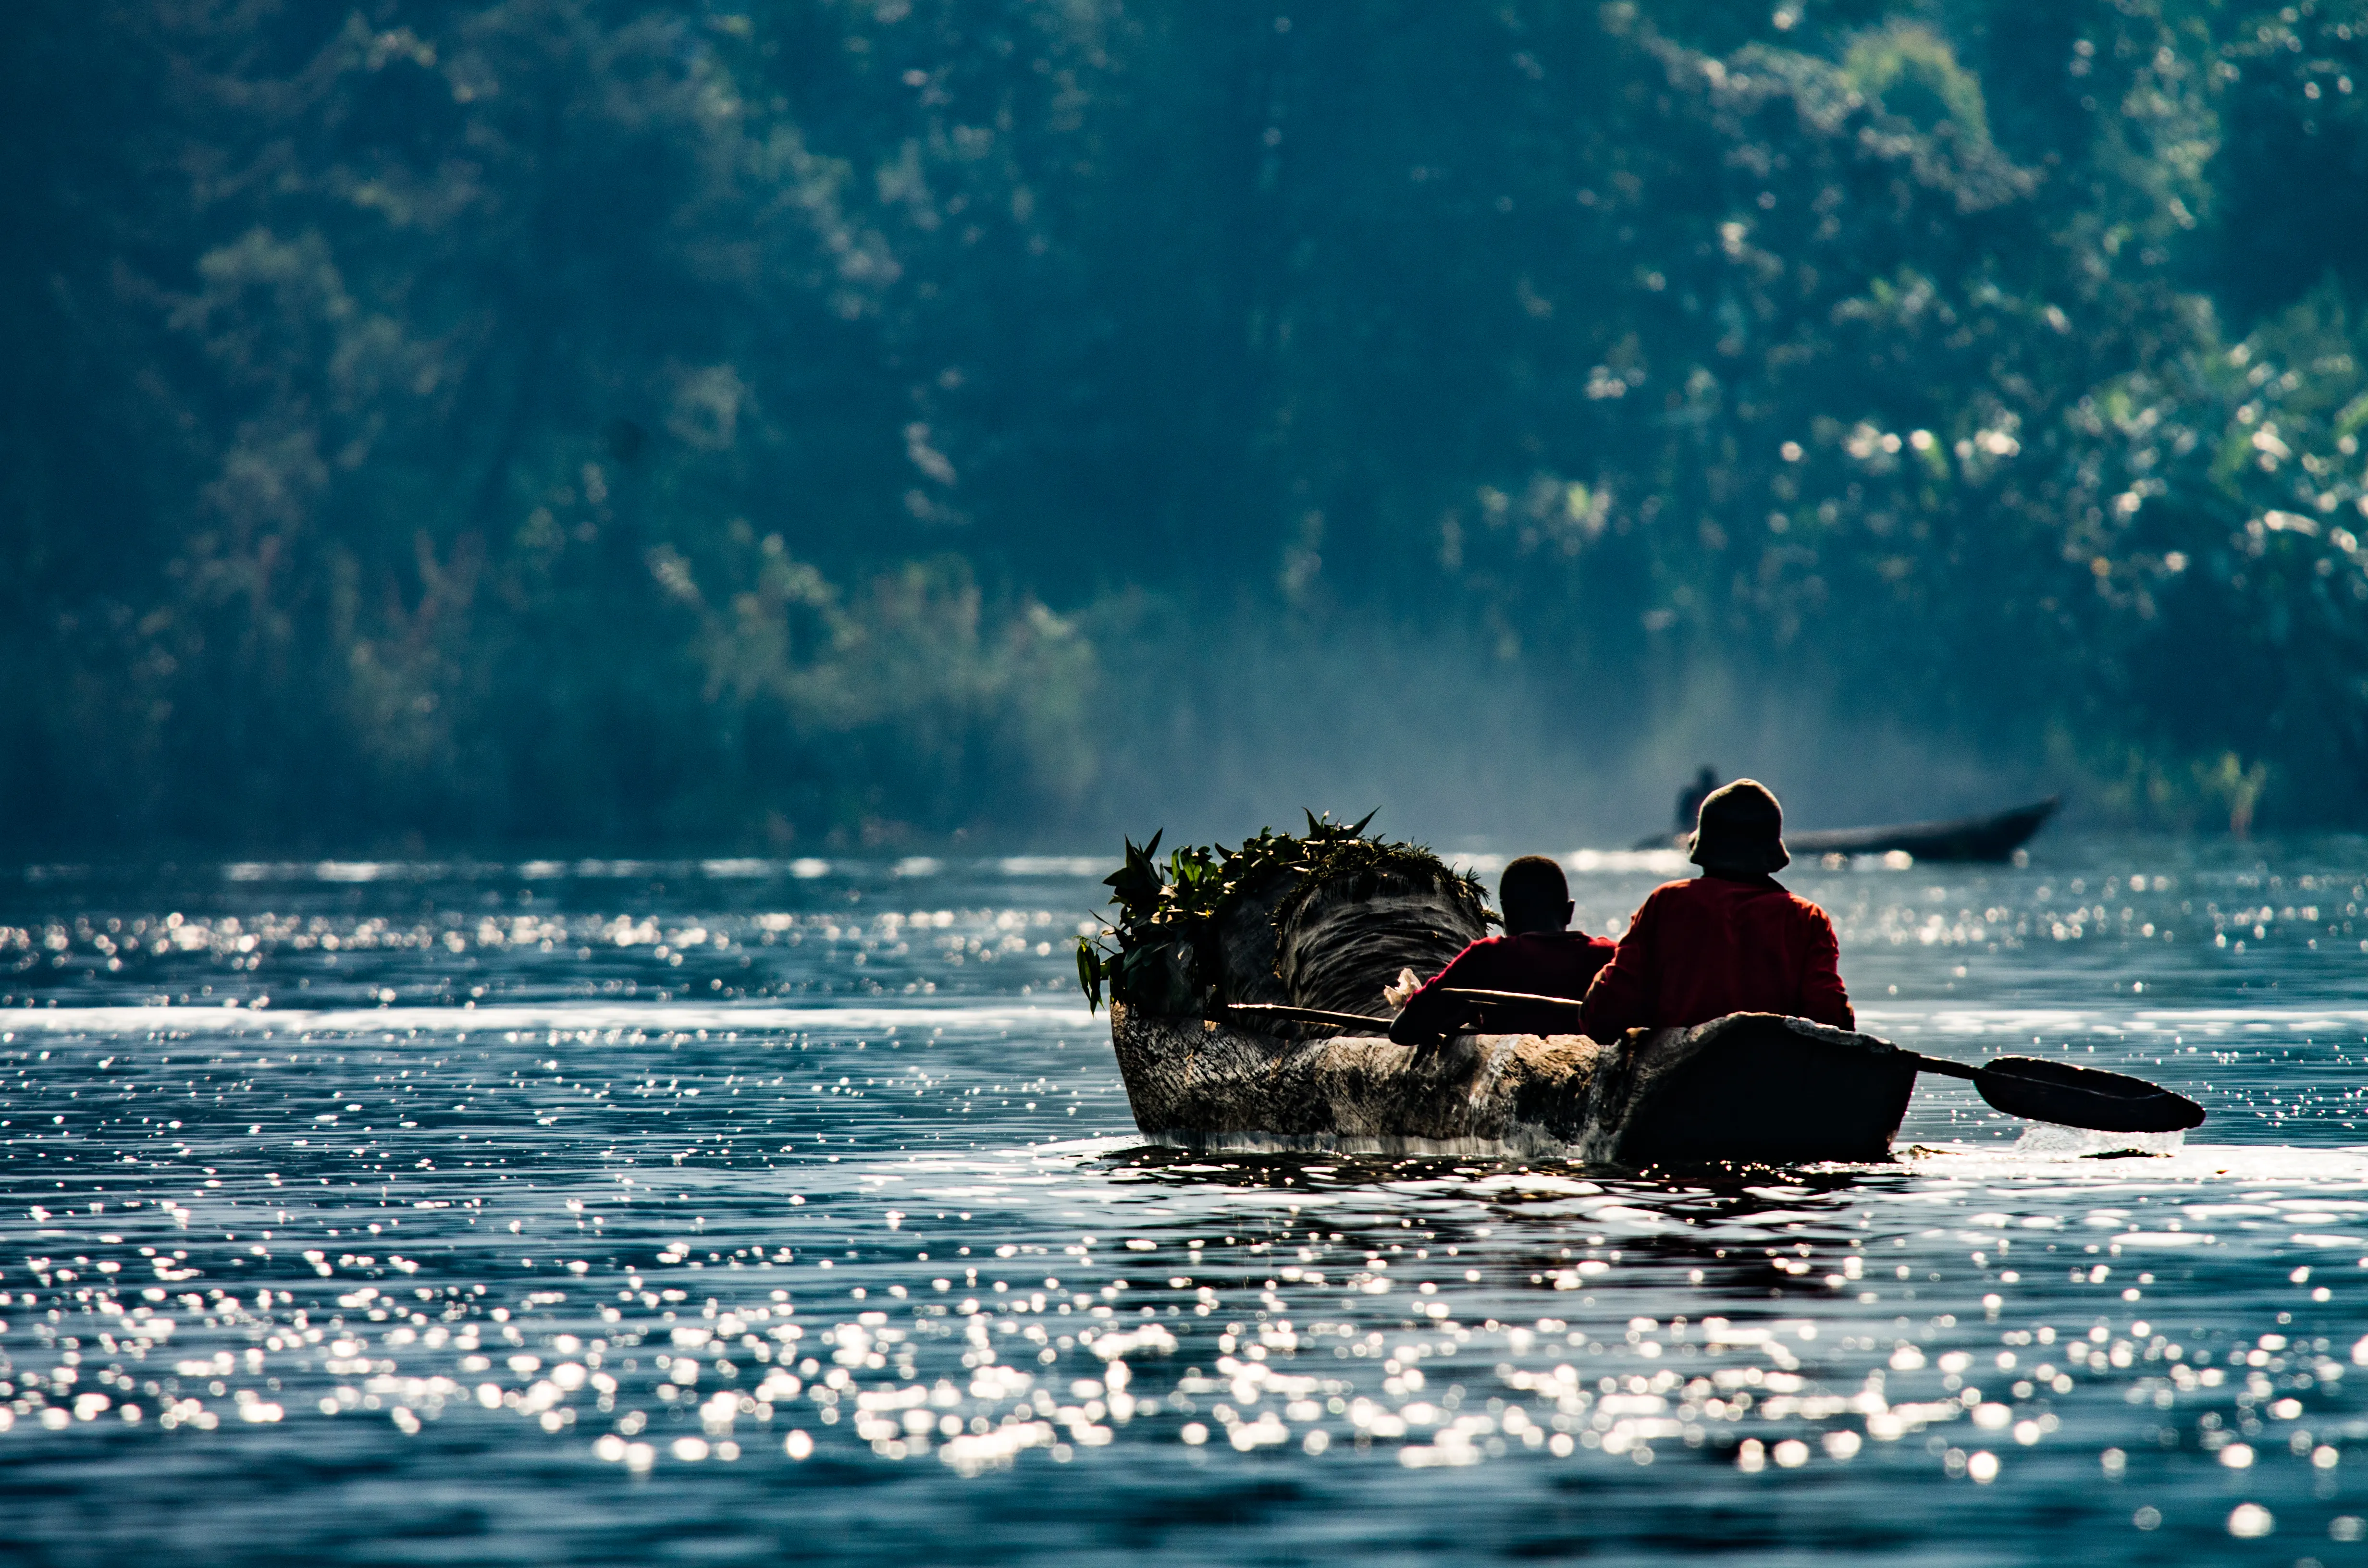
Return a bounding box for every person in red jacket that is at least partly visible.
[1578,779,1853,1040]
[1390,856,1615,1046]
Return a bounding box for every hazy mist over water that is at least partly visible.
[1098,626,2043,854]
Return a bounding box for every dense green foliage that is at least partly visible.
[6,0,2367,849]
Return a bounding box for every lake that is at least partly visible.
[0,838,2363,1565]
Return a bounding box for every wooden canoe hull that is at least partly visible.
[1108,1003,1916,1164]
[1612,1020,1917,1163]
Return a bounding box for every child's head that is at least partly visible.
[1499,855,1574,934]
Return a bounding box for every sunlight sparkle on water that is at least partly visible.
[0,842,2364,1561]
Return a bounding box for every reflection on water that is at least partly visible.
[0,839,2363,1564]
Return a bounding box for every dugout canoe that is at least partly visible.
[1632,796,2060,862]
[1108,1003,1917,1164]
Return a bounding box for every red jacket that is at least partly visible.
[1578,874,1852,1040]
[1394,930,1615,1041]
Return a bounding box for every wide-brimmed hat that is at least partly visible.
[1688,778,1789,873]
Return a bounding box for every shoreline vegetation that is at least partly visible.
[6,3,2367,853]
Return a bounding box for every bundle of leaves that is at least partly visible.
[1274,837,1493,1019]
[1077,812,1491,1017]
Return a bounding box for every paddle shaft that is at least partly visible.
[1438,990,2198,1130]
[1222,1002,1392,1031]
[1434,987,1583,1014]
[1444,989,1983,1080]
[1233,990,2201,1132]
[1229,992,1590,1032]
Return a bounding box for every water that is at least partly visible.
[0,840,2364,1565]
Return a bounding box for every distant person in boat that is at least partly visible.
[1388,856,1614,1047]
[1676,765,1719,834]
[1579,779,1854,1039]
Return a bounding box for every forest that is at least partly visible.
[5,0,2367,851]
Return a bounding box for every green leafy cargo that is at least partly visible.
[1077,813,1491,1019]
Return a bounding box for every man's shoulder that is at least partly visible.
[1645,876,1749,911]
[1667,874,1825,918]
[1617,880,1695,929]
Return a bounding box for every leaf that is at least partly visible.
[1101,828,1172,921]
[1075,937,1102,1012]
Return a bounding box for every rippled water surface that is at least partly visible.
[1,839,2365,1565]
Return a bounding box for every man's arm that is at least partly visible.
[1796,904,1854,1029]
[1577,934,1619,993]
[1577,898,1658,1041]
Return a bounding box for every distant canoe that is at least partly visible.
[1109,1003,1916,1164]
[1633,796,2060,862]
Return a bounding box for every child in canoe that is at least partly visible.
[1388,855,1614,1045]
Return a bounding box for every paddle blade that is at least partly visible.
[1971,1055,2205,1134]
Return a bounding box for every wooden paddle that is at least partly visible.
[1222,1002,1395,1031]
[1231,991,2206,1135]
[1903,1052,2205,1134]
[1430,989,2206,1134]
